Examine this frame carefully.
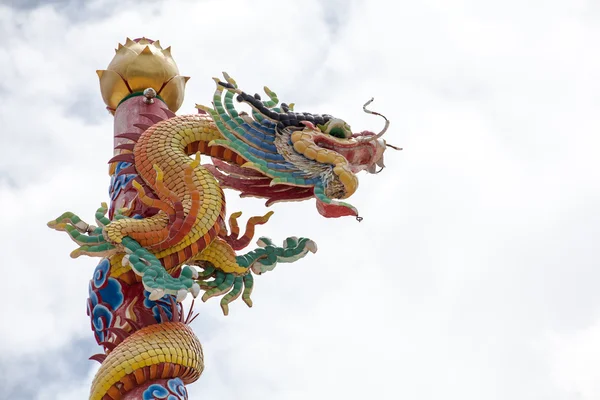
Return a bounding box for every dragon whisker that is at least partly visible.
[359,97,390,142]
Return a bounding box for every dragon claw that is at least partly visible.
[194,235,315,314]
[149,288,165,301]
[176,289,188,302]
[191,283,200,298]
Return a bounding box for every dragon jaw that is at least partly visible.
[308,132,389,220]
[313,133,387,174]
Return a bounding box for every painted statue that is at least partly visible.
[48,38,397,399]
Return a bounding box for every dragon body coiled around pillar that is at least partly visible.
[48,38,397,399]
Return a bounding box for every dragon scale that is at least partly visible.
[108,113,231,270]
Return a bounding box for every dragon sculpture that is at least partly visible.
[48,38,397,399]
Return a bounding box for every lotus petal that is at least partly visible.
[159,75,189,112]
[97,69,131,110]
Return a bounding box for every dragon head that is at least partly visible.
[200,74,400,220]
[288,112,394,218]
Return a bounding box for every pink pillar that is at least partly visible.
[109,94,168,219]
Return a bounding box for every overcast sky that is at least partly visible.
[0,0,599,399]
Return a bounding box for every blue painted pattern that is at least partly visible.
[87,258,124,344]
[143,290,175,322]
[109,161,137,201]
[142,378,188,399]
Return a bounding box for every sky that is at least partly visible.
[0,0,599,398]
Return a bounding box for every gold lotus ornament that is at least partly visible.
[97,37,189,113]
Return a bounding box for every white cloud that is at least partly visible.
[1,0,599,399]
[542,322,600,399]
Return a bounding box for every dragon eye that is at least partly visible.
[329,127,347,138]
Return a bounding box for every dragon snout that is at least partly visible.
[366,154,386,174]
[364,138,402,174]
[365,138,387,174]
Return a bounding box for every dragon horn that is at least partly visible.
[358,98,390,142]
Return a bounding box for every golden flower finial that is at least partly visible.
[97,37,189,113]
